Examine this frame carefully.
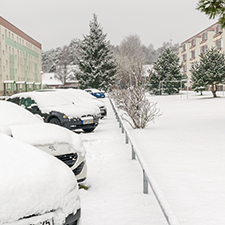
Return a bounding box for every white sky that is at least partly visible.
[1,0,218,51]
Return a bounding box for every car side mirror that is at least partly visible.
[31,104,40,111]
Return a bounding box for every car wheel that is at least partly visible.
[82,128,95,133]
[49,117,61,125]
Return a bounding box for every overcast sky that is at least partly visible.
[1,0,218,51]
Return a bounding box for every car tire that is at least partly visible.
[82,128,95,133]
[49,117,61,125]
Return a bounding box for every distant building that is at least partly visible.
[178,22,225,88]
[0,16,42,95]
[42,72,78,89]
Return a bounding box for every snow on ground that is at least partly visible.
[79,98,168,225]
[79,91,225,225]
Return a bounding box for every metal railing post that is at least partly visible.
[143,169,148,194]
[131,144,135,159]
[125,131,129,144]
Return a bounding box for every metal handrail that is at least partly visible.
[109,96,180,225]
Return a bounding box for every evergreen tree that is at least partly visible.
[149,48,184,95]
[196,0,225,28]
[75,14,117,91]
[190,47,225,97]
[190,62,208,95]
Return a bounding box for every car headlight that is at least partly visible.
[63,115,67,119]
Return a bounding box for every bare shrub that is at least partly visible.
[113,87,161,129]
[111,34,161,129]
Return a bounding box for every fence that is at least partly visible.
[109,96,180,225]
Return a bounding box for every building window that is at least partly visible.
[182,54,187,61]
[216,39,222,49]
[202,32,208,41]
[183,65,187,72]
[191,38,196,47]
[200,45,208,54]
[216,24,222,34]
[2,34,4,40]
[182,44,186,51]
[191,50,195,59]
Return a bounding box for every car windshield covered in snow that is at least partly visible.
[20,91,72,108]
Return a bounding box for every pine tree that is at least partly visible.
[196,0,225,28]
[190,62,208,95]
[190,47,225,97]
[149,48,184,95]
[75,14,117,91]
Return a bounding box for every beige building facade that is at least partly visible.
[178,22,224,87]
[0,16,42,95]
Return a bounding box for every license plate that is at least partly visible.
[31,218,53,225]
[82,118,93,124]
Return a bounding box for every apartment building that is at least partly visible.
[0,16,42,95]
[178,22,224,87]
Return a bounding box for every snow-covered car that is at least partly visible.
[7,91,100,133]
[0,132,81,225]
[85,88,106,98]
[42,89,107,118]
[64,89,107,118]
[0,100,87,183]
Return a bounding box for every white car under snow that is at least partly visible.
[0,132,81,225]
[55,89,107,118]
[7,91,101,133]
[0,100,87,183]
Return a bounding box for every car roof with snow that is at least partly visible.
[0,133,80,224]
[9,91,100,117]
[0,100,42,126]
[0,100,86,156]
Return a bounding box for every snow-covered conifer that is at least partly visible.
[190,47,225,97]
[149,48,184,95]
[75,14,117,91]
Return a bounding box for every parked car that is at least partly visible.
[7,91,100,133]
[0,132,81,225]
[0,100,87,183]
[44,89,107,118]
[85,88,106,98]
[65,89,107,118]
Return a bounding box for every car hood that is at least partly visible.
[0,133,80,225]
[41,103,100,118]
[7,123,86,156]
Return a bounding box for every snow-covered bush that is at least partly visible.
[112,87,161,129]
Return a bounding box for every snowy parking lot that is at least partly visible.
[79,91,225,225]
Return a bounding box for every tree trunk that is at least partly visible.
[211,84,217,97]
